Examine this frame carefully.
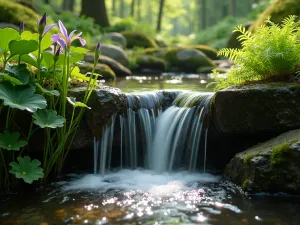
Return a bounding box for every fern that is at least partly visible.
[216,15,300,90]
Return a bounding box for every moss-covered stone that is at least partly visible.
[0,0,38,32]
[225,129,300,194]
[121,31,158,49]
[165,47,216,73]
[212,83,300,134]
[79,63,116,80]
[136,55,166,72]
[191,45,219,60]
[144,47,167,58]
[250,0,300,31]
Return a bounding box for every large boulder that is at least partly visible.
[135,55,166,72]
[121,31,158,49]
[84,54,132,77]
[165,48,216,73]
[0,22,19,30]
[250,0,300,31]
[191,45,219,60]
[101,32,127,48]
[227,21,253,49]
[79,63,116,80]
[225,129,300,194]
[144,47,167,58]
[0,0,38,32]
[212,83,300,134]
[100,44,130,68]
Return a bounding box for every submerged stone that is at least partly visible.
[225,129,300,194]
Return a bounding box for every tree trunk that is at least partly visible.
[137,0,141,20]
[119,0,125,17]
[231,0,236,16]
[81,0,110,27]
[62,0,75,11]
[112,0,116,16]
[201,0,206,29]
[156,0,165,32]
[44,0,50,3]
[131,0,135,17]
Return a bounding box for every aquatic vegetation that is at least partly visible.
[213,16,300,90]
[0,12,101,188]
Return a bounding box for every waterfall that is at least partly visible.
[94,91,213,175]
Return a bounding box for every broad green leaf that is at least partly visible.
[0,130,27,151]
[0,82,47,112]
[35,83,60,96]
[9,156,44,184]
[21,31,37,41]
[0,28,21,54]
[67,97,91,109]
[19,54,38,67]
[71,66,98,83]
[32,109,65,129]
[21,31,52,51]
[40,70,62,81]
[9,40,38,56]
[41,52,54,69]
[5,64,30,84]
[70,46,89,54]
[40,33,53,51]
[0,72,23,85]
[56,53,83,66]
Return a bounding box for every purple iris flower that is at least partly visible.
[37,12,56,38]
[51,20,86,50]
[19,21,24,34]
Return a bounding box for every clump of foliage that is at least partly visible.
[214,16,300,90]
[271,142,292,166]
[0,12,101,189]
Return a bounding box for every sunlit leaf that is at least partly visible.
[0,28,20,54]
[70,46,89,54]
[67,97,91,109]
[0,82,47,112]
[41,52,55,70]
[32,109,65,129]
[0,130,27,151]
[9,156,44,184]
[9,40,38,56]
[19,54,38,67]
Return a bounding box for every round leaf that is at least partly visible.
[0,28,20,54]
[0,82,47,112]
[0,130,27,151]
[5,64,31,84]
[9,156,44,184]
[32,109,65,129]
[9,40,38,56]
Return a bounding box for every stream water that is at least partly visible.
[1,75,300,225]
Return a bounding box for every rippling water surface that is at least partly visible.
[1,170,300,225]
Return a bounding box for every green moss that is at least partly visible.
[242,179,249,190]
[144,47,167,58]
[271,142,293,166]
[192,45,219,60]
[79,63,116,80]
[121,31,158,49]
[251,0,300,31]
[136,55,166,71]
[244,152,261,164]
[0,0,38,32]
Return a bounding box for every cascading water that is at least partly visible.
[94,91,213,175]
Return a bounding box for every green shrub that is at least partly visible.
[214,16,300,90]
[121,31,158,49]
[0,0,38,32]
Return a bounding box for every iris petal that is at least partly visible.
[68,30,77,41]
[42,24,56,37]
[57,38,67,50]
[79,38,86,46]
[51,34,60,42]
[58,20,69,42]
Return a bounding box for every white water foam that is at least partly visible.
[63,169,219,196]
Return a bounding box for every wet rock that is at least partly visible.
[121,31,158,48]
[227,21,253,49]
[101,32,127,48]
[212,83,300,134]
[225,129,300,194]
[144,47,167,58]
[84,54,132,77]
[165,48,216,73]
[0,22,19,30]
[100,44,130,68]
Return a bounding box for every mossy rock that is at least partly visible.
[144,47,167,58]
[165,48,215,73]
[121,31,158,49]
[227,21,253,49]
[136,55,166,72]
[79,63,116,80]
[225,129,300,194]
[250,0,300,31]
[0,0,38,32]
[191,45,219,60]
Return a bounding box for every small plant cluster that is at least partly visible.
[0,12,101,188]
[213,15,300,90]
